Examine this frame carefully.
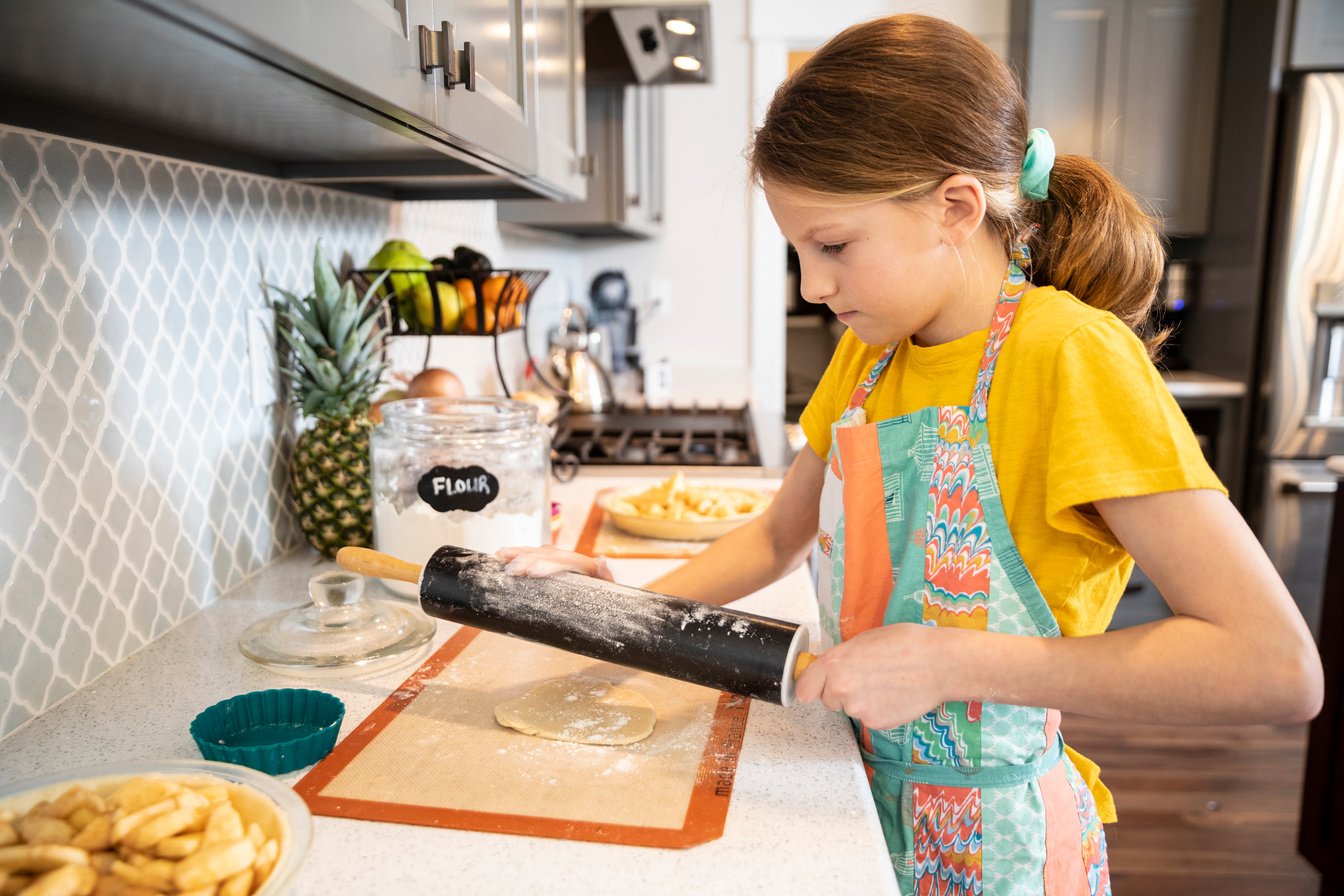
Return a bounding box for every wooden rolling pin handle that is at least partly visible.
[793,651,816,679]
[336,546,421,584]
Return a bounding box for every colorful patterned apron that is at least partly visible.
[815,242,1112,895]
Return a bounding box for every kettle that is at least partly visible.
[548,304,616,413]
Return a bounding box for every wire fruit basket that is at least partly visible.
[351,264,549,337]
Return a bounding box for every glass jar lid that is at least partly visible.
[238,570,435,677]
[379,397,538,440]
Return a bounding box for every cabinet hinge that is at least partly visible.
[578,154,597,177]
[419,21,477,91]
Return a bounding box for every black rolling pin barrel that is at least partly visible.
[420,545,810,705]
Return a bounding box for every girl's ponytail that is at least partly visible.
[1023,154,1168,357]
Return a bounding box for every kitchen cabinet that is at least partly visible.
[0,0,585,201]
[530,0,590,200]
[1019,0,1224,235]
[181,0,438,132]
[1290,0,1344,69]
[498,84,665,237]
[427,0,533,176]
[626,83,667,236]
[174,0,528,175]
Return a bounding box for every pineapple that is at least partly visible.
[271,243,389,557]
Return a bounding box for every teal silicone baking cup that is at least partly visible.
[190,688,344,775]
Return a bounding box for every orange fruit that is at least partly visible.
[456,278,478,333]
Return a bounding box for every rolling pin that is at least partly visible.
[338,545,815,706]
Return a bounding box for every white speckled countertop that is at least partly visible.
[0,471,898,895]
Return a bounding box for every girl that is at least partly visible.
[500,14,1322,894]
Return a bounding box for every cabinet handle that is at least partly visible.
[418,21,477,92]
[448,31,477,92]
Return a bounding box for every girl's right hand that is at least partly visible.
[495,544,615,582]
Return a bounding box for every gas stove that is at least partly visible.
[552,404,761,467]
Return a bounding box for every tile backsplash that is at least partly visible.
[0,125,579,738]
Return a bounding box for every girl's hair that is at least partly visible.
[748,14,1167,356]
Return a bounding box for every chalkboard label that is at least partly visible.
[417,465,500,513]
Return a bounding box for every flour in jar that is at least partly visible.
[374,501,546,597]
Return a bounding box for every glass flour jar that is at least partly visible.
[371,397,551,597]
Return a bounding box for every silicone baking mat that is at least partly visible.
[295,628,750,848]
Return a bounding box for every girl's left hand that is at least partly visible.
[794,623,956,729]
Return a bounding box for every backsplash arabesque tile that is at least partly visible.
[0,125,577,738]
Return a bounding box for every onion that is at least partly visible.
[368,387,408,423]
[407,367,467,399]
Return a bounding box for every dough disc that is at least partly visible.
[494,677,657,745]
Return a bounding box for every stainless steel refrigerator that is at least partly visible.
[1255,71,1344,639]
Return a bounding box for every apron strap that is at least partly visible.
[969,235,1035,423]
[840,343,897,423]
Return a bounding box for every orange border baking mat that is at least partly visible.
[573,489,713,558]
[295,627,750,848]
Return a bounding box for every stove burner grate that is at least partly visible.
[552,405,760,467]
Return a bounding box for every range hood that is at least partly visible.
[584,1,712,85]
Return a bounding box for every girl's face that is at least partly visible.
[765,184,963,347]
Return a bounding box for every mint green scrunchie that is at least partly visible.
[1020,127,1055,202]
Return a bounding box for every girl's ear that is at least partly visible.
[932,174,987,246]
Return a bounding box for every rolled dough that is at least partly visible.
[494,677,657,745]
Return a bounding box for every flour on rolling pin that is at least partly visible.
[419,546,810,705]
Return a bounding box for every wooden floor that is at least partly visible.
[1062,712,1321,895]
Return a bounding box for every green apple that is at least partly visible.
[367,239,432,332]
[370,239,427,264]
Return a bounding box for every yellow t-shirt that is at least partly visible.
[800,286,1225,824]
